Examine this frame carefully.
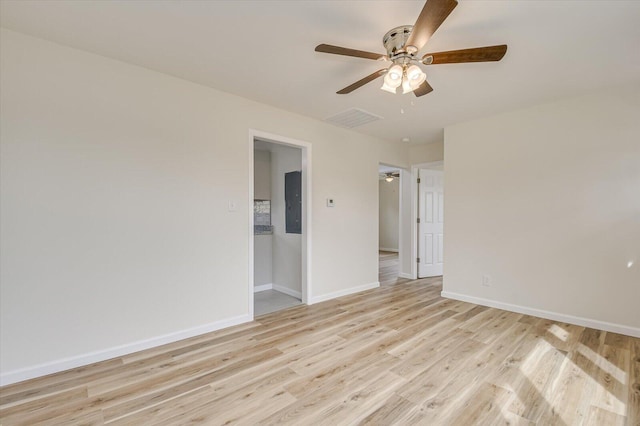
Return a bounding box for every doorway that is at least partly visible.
[378,164,412,286]
[249,130,311,318]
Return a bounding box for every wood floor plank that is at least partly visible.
[537,354,592,424]
[605,331,632,350]
[396,337,487,404]
[284,342,400,399]
[471,311,523,344]
[0,359,124,407]
[105,385,214,425]
[505,341,568,422]
[579,327,605,353]
[390,327,472,379]
[357,392,416,425]
[304,370,406,425]
[536,322,585,353]
[629,339,640,426]
[446,382,514,425]
[86,334,259,396]
[0,386,88,418]
[386,314,462,359]
[452,304,489,322]
[590,344,630,416]
[1,251,638,425]
[585,405,627,426]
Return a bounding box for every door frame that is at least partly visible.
[248,129,312,319]
[411,160,444,279]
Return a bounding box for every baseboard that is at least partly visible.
[441,291,640,338]
[0,314,252,387]
[272,284,302,299]
[254,283,273,293]
[398,272,414,279]
[379,248,399,253]
[310,281,380,305]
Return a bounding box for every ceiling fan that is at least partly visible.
[315,0,507,97]
[381,172,400,182]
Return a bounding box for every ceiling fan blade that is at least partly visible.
[337,69,387,94]
[315,44,385,61]
[423,45,507,64]
[413,80,434,97]
[404,0,458,53]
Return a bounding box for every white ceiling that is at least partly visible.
[2,1,639,145]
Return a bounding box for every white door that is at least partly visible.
[418,169,444,277]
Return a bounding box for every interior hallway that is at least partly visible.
[379,251,412,287]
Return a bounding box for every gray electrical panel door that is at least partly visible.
[285,171,302,234]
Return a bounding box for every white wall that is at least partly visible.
[270,144,302,297]
[253,149,272,288]
[378,178,399,251]
[409,141,444,165]
[443,84,640,336]
[0,29,409,383]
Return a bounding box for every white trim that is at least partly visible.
[248,136,255,319]
[309,282,380,305]
[379,247,399,253]
[398,273,414,279]
[249,129,313,311]
[409,164,420,280]
[441,291,640,338]
[254,283,273,293]
[273,284,302,300]
[0,314,252,387]
[397,170,404,278]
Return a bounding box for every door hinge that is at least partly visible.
[417,178,421,184]
[416,257,420,263]
[417,218,421,224]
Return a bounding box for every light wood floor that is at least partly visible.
[1,269,639,425]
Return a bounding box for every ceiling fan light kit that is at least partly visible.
[380,26,429,95]
[315,0,507,97]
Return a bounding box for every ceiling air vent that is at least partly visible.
[324,108,383,129]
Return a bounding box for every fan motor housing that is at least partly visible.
[382,25,413,56]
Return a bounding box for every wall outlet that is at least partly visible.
[482,274,492,287]
[326,198,335,207]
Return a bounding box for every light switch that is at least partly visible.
[327,198,335,207]
[228,201,237,212]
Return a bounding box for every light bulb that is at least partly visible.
[407,65,426,89]
[406,65,423,81]
[387,64,403,81]
[383,71,402,90]
[385,176,394,182]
